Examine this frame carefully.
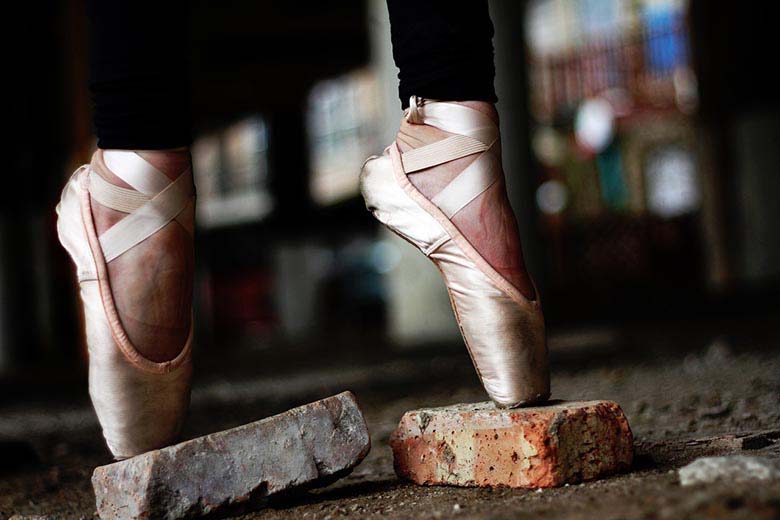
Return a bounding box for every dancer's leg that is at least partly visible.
[386,0,535,300]
[360,1,549,407]
[54,1,195,458]
[88,0,191,150]
[386,0,497,107]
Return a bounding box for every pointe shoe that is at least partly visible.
[360,96,550,407]
[56,150,195,459]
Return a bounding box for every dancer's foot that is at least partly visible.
[89,149,193,362]
[56,150,195,458]
[395,102,535,300]
[361,96,549,407]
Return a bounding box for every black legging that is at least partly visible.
[87,0,497,150]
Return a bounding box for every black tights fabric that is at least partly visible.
[386,0,497,110]
[87,1,497,150]
[87,0,192,150]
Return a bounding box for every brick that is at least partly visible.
[92,391,370,519]
[390,400,632,488]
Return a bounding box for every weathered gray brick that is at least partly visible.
[92,391,370,519]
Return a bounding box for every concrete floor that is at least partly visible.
[1,318,780,519]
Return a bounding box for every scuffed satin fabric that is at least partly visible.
[56,168,192,459]
[360,150,549,407]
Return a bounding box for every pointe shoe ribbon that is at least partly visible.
[403,97,502,224]
[361,96,550,407]
[56,150,194,458]
[92,150,195,262]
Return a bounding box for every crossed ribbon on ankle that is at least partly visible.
[88,151,194,263]
[402,95,501,219]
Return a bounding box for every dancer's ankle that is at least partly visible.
[450,100,498,124]
[98,148,191,187]
[137,148,191,180]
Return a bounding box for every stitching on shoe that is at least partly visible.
[423,235,451,256]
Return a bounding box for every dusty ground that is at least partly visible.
[1,318,780,519]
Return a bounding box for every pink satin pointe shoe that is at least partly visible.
[360,96,550,407]
[56,150,194,459]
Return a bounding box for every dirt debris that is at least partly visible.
[1,327,779,519]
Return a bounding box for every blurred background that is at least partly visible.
[2,1,780,516]
[3,0,778,377]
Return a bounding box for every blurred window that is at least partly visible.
[525,0,704,291]
[307,69,381,205]
[192,116,272,228]
[526,0,694,121]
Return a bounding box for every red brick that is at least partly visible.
[390,400,632,488]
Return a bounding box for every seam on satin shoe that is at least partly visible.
[360,154,381,171]
[389,143,539,311]
[423,235,451,256]
[77,169,193,374]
